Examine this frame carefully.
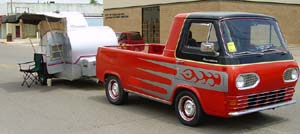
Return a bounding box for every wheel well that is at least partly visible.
[172,88,207,116]
[172,88,200,106]
[104,74,118,82]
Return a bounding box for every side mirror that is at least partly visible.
[200,42,219,56]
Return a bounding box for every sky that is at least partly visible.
[1,0,103,4]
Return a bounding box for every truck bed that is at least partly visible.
[106,44,165,55]
[96,43,173,87]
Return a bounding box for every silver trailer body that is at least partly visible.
[39,12,118,81]
[1,12,117,81]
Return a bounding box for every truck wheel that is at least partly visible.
[175,91,204,126]
[105,76,128,105]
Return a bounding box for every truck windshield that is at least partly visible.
[130,32,143,40]
[221,19,287,55]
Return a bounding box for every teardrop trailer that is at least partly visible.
[96,12,299,126]
[3,12,118,85]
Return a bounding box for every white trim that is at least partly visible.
[124,88,172,105]
[229,100,296,116]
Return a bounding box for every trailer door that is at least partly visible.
[43,31,65,74]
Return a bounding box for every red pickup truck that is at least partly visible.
[115,31,145,51]
[96,12,298,126]
[116,31,145,44]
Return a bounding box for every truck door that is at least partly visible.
[175,19,227,92]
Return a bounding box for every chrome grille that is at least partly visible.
[284,69,293,81]
[237,73,259,90]
[243,74,259,87]
[247,89,287,109]
[228,88,295,111]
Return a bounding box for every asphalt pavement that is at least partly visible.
[0,43,299,134]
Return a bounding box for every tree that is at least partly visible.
[90,0,98,4]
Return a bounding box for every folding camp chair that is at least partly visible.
[18,53,44,88]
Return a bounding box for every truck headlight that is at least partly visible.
[283,68,299,82]
[236,76,245,89]
[236,73,260,90]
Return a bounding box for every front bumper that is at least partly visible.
[228,100,296,116]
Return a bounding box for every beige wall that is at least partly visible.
[220,1,300,45]
[22,24,38,38]
[104,0,300,9]
[104,1,300,45]
[160,1,219,43]
[104,7,142,33]
[104,0,198,9]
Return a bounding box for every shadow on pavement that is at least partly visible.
[0,77,290,134]
[53,79,103,90]
[0,79,103,93]
[90,94,288,134]
[195,112,288,134]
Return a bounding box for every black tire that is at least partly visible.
[175,91,204,126]
[105,75,128,105]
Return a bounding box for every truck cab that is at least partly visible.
[169,12,297,122]
[96,12,298,126]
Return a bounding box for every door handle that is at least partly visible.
[176,60,185,64]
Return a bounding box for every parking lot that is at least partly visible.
[0,43,299,134]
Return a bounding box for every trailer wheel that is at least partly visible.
[175,91,204,126]
[105,76,128,105]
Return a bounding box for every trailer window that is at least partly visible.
[51,44,63,61]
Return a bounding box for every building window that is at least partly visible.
[85,17,103,26]
[142,6,160,43]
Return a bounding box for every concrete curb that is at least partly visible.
[0,38,39,46]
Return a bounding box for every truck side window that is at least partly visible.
[182,22,219,56]
[176,21,222,63]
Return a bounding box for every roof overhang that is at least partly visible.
[1,13,63,24]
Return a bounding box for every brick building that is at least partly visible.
[103,0,300,45]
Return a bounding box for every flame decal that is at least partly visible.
[181,69,221,87]
[181,69,201,82]
[136,58,228,95]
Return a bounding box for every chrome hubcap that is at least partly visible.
[108,80,119,100]
[178,96,196,121]
[184,100,195,117]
